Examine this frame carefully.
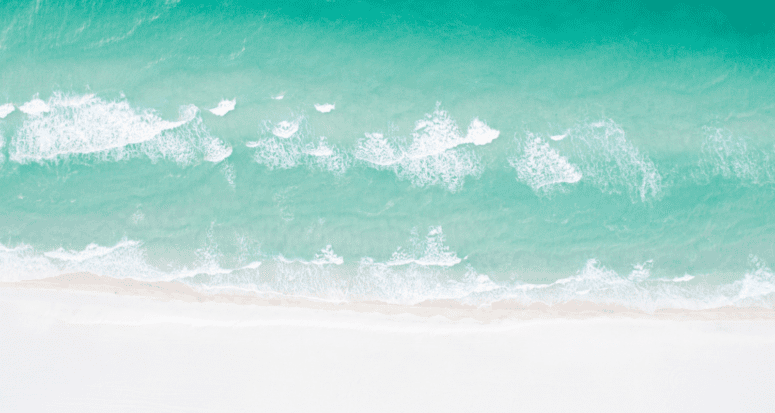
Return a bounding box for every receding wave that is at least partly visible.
[9,92,232,165]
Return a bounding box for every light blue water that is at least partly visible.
[1,0,775,310]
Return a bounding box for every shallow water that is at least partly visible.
[1,0,775,310]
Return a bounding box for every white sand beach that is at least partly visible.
[2,274,774,412]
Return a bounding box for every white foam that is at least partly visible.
[465,118,500,145]
[0,239,169,282]
[355,104,492,192]
[311,245,344,265]
[249,136,303,170]
[241,261,261,270]
[272,93,285,100]
[43,240,142,262]
[250,122,350,174]
[208,99,236,117]
[203,142,232,163]
[9,93,231,165]
[628,260,653,281]
[0,103,14,118]
[354,133,404,166]
[523,119,662,201]
[510,135,582,191]
[220,161,236,188]
[272,120,300,138]
[698,127,774,185]
[314,103,335,113]
[303,137,335,157]
[4,236,775,310]
[387,227,462,267]
[671,275,695,283]
[303,137,350,175]
[19,98,50,115]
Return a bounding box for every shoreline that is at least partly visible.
[2,272,774,322]
[4,273,775,412]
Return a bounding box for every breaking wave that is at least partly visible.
[697,127,775,185]
[509,134,582,192]
[513,119,662,201]
[0,103,14,118]
[3,236,774,311]
[355,103,499,192]
[248,118,351,175]
[9,92,231,165]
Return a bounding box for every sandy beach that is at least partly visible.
[2,273,775,412]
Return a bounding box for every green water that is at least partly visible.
[1,0,774,309]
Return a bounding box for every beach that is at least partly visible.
[2,274,774,412]
[3,0,775,410]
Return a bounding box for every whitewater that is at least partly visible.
[0,0,774,313]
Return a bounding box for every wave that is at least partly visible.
[314,103,335,113]
[386,226,462,267]
[514,119,662,201]
[355,103,499,192]
[509,134,582,192]
[3,236,775,310]
[0,239,165,282]
[278,245,344,266]
[19,98,50,115]
[499,256,775,312]
[0,103,14,118]
[248,118,351,174]
[9,93,231,165]
[208,99,236,117]
[697,127,775,185]
[0,237,262,284]
[567,119,662,201]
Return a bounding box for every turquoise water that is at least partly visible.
[2,0,775,310]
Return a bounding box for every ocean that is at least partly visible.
[2,0,775,311]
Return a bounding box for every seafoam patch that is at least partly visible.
[514,119,662,201]
[10,92,231,165]
[697,127,775,185]
[314,103,335,113]
[248,118,350,174]
[510,134,582,192]
[19,98,50,115]
[386,226,462,267]
[208,99,236,117]
[0,103,15,118]
[355,103,499,192]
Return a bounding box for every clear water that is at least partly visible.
[2,0,775,310]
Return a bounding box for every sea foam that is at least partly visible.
[355,104,499,192]
[386,226,462,267]
[248,119,350,174]
[3,236,775,310]
[510,134,582,191]
[514,119,662,201]
[314,103,335,113]
[566,119,662,201]
[9,93,231,165]
[0,103,14,118]
[208,99,236,117]
[698,127,775,185]
[19,98,50,115]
